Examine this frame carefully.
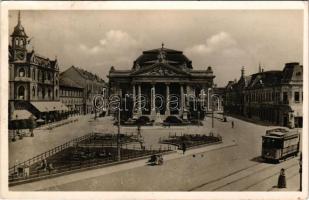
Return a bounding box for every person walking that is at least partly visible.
[231,121,234,128]
[182,142,187,155]
[278,168,287,188]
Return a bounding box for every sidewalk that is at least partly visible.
[9,114,96,167]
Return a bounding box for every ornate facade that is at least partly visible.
[9,12,68,123]
[108,45,215,121]
[224,63,303,128]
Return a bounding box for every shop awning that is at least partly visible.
[31,101,69,112]
[11,110,35,120]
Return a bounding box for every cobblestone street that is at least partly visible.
[9,114,302,191]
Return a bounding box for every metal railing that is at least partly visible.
[9,144,172,185]
[9,132,96,176]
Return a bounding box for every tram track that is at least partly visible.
[239,163,298,191]
[189,158,298,191]
[188,162,262,191]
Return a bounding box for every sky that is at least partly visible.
[9,10,303,87]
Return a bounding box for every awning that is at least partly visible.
[31,101,69,112]
[11,110,35,120]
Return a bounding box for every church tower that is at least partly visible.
[11,11,28,62]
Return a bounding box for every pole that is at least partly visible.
[197,111,200,127]
[212,98,214,128]
[117,107,121,161]
[299,152,302,191]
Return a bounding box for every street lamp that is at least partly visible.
[299,152,302,191]
[197,111,200,127]
[117,101,121,161]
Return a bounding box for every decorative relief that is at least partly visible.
[143,66,178,76]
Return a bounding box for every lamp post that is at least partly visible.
[299,152,302,191]
[197,111,200,127]
[117,103,121,161]
[212,101,214,129]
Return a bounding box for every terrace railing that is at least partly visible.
[9,132,96,176]
[9,144,172,185]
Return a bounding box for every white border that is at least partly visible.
[0,1,308,200]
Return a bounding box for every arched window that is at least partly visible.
[19,68,25,77]
[32,86,35,97]
[18,86,25,100]
[48,89,51,98]
[32,69,36,80]
[48,72,51,80]
[15,38,19,46]
[42,88,45,99]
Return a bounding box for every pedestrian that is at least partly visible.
[47,163,54,174]
[182,142,186,155]
[277,168,287,188]
[231,121,234,128]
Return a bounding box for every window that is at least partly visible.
[283,92,288,104]
[32,69,36,80]
[32,86,35,97]
[48,89,51,98]
[18,86,25,99]
[19,68,25,77]
[42,88,45,99]
[295,92,300,102]
[55,89,58,98]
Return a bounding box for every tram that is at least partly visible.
[261,128,300,162]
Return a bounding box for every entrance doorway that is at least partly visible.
[295,117,303,128]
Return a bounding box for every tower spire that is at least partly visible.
[18,11,21,25]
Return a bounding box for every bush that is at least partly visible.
[164,116,182,124]
[136,116,150,125]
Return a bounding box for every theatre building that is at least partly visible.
[108,45,215,122]
[8,12,68,125]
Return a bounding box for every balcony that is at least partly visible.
[14,77,32,82]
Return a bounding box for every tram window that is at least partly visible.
[262,138,282,148]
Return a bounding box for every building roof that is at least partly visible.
[133,45,193,70]
[59,76,83,89]
[71,66,105,83]
[27,50,59,69]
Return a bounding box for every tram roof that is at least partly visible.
[264,128,299,138]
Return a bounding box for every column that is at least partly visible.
[151,83,156,116]
[138,84,142,115]
[132,84,136,113]
[180,84,184,114]
[165,83,170,116]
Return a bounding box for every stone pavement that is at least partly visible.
[9,114,96,167]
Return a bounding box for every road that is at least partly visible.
[10,114,302,191]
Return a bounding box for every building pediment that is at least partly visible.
[131,63,190,77]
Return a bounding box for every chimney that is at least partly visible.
[258,63,262,73]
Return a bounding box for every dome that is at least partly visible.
[133,45,192,70]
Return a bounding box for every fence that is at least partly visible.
[9,144,172,185]
[9,132,96,177]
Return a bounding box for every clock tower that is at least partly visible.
[11,11,28,62]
